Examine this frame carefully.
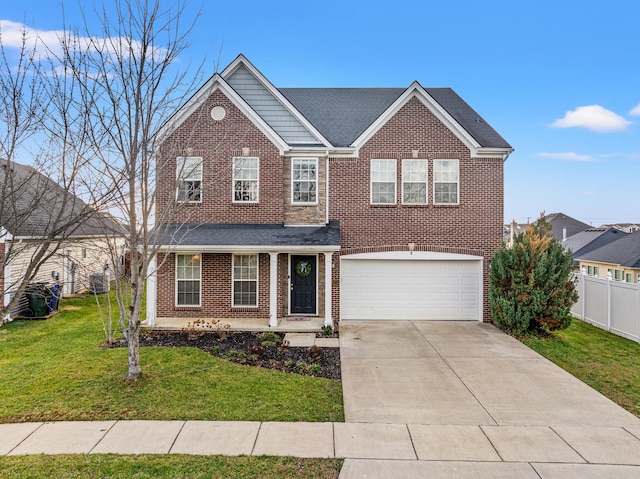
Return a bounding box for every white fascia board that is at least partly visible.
[341,251,483,261]
[221,56,333,148]
[159,244,340,254]
[476,147,515,160]
[0,226,12,243]
[351,82,483,155]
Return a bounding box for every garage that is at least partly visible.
[340,251,483,321]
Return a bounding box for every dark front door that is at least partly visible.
[291,255,317,314]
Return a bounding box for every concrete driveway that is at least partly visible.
[340,320,638,426]
[339,321,640,478]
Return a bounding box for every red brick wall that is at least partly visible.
[329,97,504,322]
[156,252,270,320]
[156,90,284,225]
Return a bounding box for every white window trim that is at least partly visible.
[232,253,259,308]
[291,157,319,205]
[176,156,203,203]
[232,157,260,203]
[433,159,460,205]
[175,253,202,307]
[370,159,397,205]
[401,159,428,205]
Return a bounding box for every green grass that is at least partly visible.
[521,319,640,418]
[0,455,343,479]
[0,295,343,423]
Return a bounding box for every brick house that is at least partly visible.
[146,55,512,329]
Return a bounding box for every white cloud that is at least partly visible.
[630,104,640,116]
[551,105,631,132]
[538,152,597,162]
[0,19,162,62]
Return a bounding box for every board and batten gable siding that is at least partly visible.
[226,64,319,145]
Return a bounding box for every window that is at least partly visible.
[233,254,258,307]
[402,159,428,204]
[433,159,459,204]
[292,158,318,204]
[593,266,599,277]
[625,273,633,283]
[637,274,640,284]
[614,269,622,281]
[370,159,396,204]
[233,157,259,202]
[587,265,593,275]
[176,254,201,306]
[176,156,203,202]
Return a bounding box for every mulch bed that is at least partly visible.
[112,330,341,380]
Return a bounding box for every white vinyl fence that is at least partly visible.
[571,273,640,343]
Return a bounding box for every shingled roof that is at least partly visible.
[279,87,512,149]
[157,222,340,249]
[0,159,122,238]
[575,230,640,268]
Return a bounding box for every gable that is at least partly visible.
[226,64,321,146]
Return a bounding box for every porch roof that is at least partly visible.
[155,221,340,252]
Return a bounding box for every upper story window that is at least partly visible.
[433,159,459,205]
[176,253,201,306]
[176,156,203,203]
[402,159,428,204]
[370,159,396,204]
[233,254,258,307]
[233,157,259,202]
[292,158,318,204]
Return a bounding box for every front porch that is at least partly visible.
[147,316,327,332]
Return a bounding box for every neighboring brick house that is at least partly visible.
[146,55,512,329]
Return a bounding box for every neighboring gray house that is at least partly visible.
[563,227,628,264]
[575,231,640,283]
[1,159,124,317]
[538,212,590,242]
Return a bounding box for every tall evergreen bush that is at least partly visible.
[489,217,578,335]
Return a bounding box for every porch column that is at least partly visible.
[145,254,157,326]
[269,252,278,327]
[324,252,333,327]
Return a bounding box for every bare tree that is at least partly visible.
[0,22,116,321]
[62,0,204,379]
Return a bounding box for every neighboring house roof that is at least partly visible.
[600,223,640,233]
[157,54,512,157]
[563,227,628,259]
[537,213,590,242]
[0,159,122,238]
[575,230,640,268]
[157,222,340,250]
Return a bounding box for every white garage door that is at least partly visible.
[340,252,482,321]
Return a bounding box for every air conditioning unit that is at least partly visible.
[89,273,109,294]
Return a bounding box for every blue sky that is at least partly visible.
[2,0,639,225]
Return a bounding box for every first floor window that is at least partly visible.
[587,265,593,275]
[292,158,318,203]
[614,269,622,281]
[176,156,203,202]
[371,159,396,204]
[233,157,259,202]
[433,159,459,204]
[625,273,633,283]
[402,159,428,204]
[593,266,599,277]
[233,254,258,306]
[177,254,201,306]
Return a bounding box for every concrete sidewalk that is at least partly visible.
[2,420,640,477]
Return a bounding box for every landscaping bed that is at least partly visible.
[112,330,341,380]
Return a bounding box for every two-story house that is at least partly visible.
[146,55,512,329]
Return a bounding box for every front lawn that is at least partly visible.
[521,318,640,418]
[0,455,343,479]
[0,295,343,423]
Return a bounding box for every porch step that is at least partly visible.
[284,333,339,348]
